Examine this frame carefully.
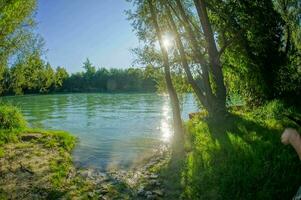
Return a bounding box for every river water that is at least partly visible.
[1,93,197,170]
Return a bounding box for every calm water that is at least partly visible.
[1,93,197,170]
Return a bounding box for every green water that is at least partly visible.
[1,93,197,170]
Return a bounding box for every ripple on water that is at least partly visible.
[1,93,197,171]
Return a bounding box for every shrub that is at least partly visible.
[0,104,26,129]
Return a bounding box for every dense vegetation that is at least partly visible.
[129,0,301,109]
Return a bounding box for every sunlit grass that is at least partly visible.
[158,100,301,199]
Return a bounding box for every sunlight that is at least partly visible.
[161,99,172,142]
[162,33,174,50]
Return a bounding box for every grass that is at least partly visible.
[159,100,301,199]
[0,103,27,129]
[26,128,77,151]
[0,104,80,199]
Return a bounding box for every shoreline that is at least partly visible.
[0,130,169,199]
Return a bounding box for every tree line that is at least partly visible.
[0,56,157,95]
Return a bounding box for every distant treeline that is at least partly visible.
[0,57,156,95]
[63,59,156,93]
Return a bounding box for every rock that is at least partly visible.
[145,191,152,196]
[146,194,156,200]
[149,174,158,179]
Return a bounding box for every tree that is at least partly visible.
[148,0,184,156]
[38,62,54,93]
[273,0,301,101]
[128,0,185,156]
[54,67,69,90]
[0,0,37,94]
[83,58,96,76]
[205,0,286,104]
[193,0,227,114]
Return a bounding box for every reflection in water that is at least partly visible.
[161,99,172,143]
[1,93,197,171]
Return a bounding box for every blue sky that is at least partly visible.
[36,0,139,73]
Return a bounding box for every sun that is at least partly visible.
[162,33,174,50]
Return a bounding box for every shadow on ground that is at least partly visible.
[156,112,301,200]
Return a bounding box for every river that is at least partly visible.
[1,93,197,171]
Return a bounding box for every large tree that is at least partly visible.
[148,0,184,156]
[128,0,185,156]
[0,0,37,94]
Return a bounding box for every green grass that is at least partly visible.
[0,104,27,146]
[25,128,77,151]
[180,100,301,199]
[0,103,26,129]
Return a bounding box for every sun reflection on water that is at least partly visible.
[160,99,172,142]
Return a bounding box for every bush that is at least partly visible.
[184,102,301,199]
[0,104,26,129]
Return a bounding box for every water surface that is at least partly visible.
[1,93,197,170]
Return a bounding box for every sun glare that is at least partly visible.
[162,33,174,50]
[161,99,172,143]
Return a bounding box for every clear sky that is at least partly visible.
[36,0,139,73]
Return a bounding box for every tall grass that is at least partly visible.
[0,104,26,144]
[0,104,26,130]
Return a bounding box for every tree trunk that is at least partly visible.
[164,2,209,110]
[148,0,184,156]
[193,0,227,116]
[173,0,215,113]
[285,25,291,54]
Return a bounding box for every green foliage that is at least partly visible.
[0,0,37,94]
[0,104,26,129]
[183,101,301,199]
[208,0,286,104]
[2,56,157,95]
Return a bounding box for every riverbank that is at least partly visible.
[0,129,169,199]
[0,104,170,199]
